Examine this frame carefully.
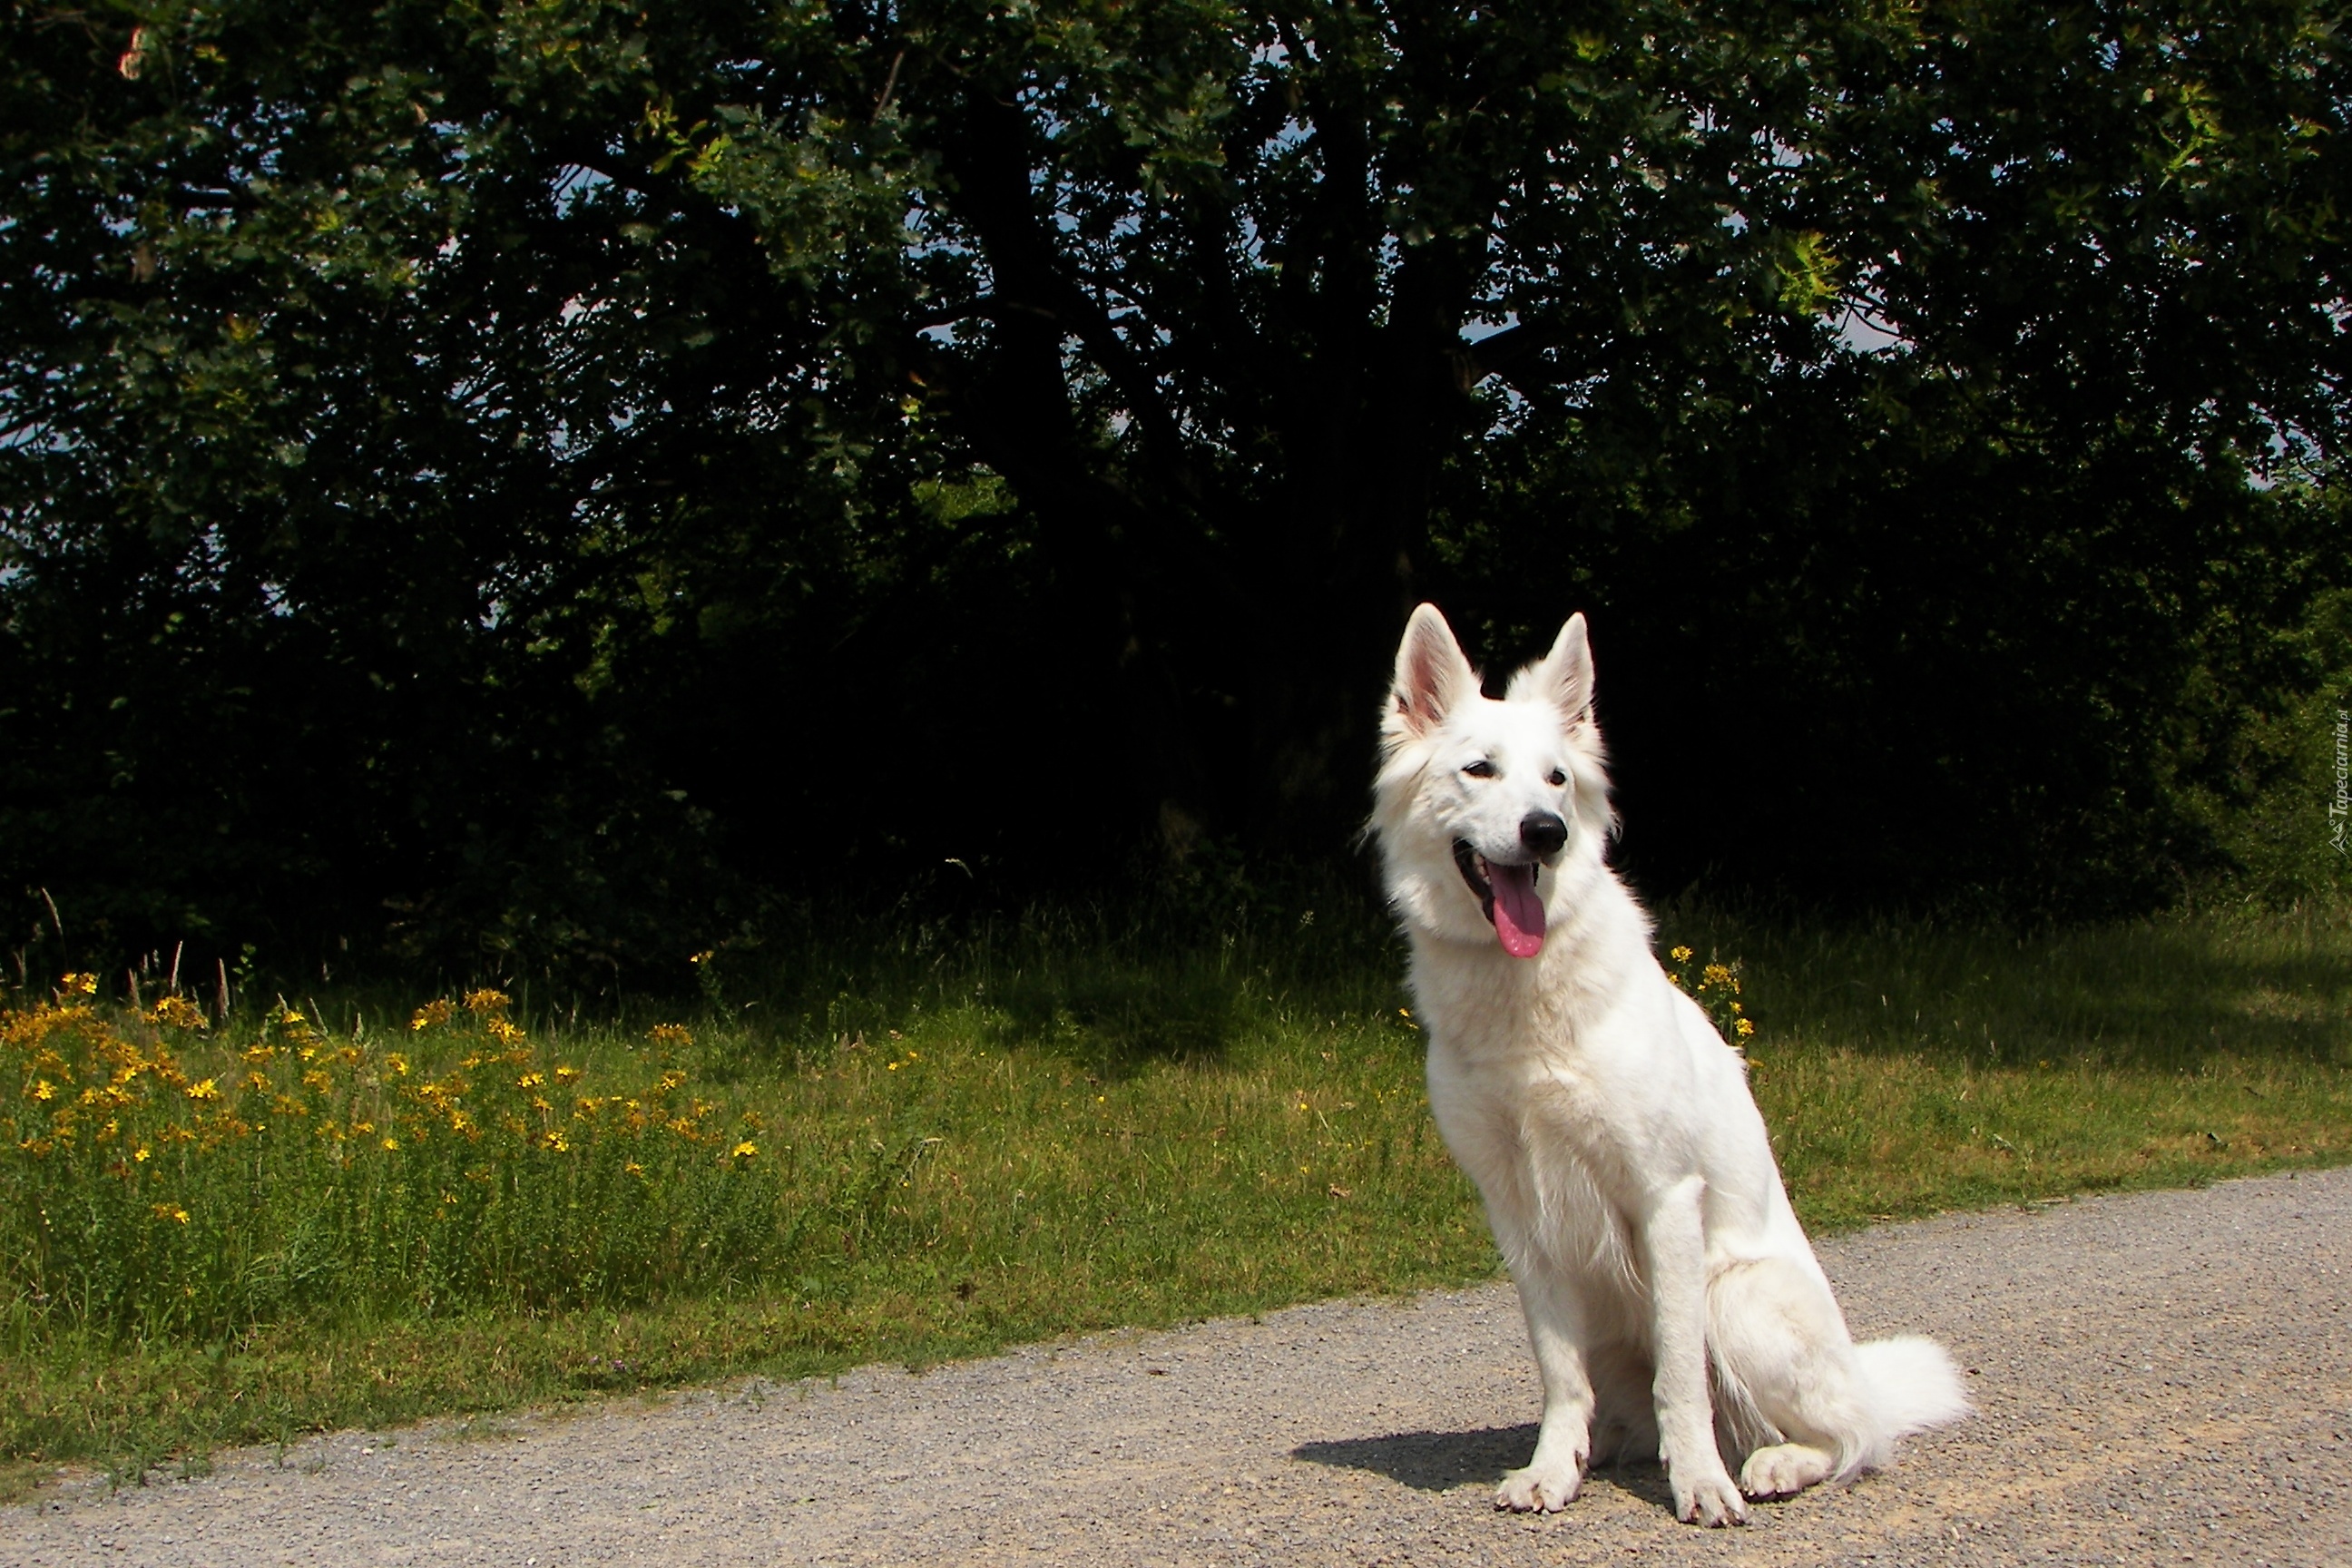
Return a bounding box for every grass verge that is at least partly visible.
[5,889,2347,1485]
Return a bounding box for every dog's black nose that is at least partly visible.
[1520,810,1568,857]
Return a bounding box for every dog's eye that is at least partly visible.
[1547,769,1568,787]
[1463,760,1495,778]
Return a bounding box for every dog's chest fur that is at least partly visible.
[1406,908,1665,1302]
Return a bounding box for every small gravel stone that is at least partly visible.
[5,1169,2347,1566]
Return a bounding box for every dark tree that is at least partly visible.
[3,1,2345,974]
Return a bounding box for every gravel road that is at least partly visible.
[8,1168,2349,1567]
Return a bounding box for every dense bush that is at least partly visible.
[3,1,2345,979]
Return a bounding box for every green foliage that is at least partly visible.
[2,2,2346,974]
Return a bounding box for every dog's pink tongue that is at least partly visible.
[1489,863,1546,958]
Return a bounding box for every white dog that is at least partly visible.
[1369,604,1969,1526]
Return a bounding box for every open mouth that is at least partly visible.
[1452,839,1547,959]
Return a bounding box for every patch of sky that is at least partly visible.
[159,524,230,594]
[1479,378,1532,438]
[0,419,64,455]
[1835,303,1910,357]
[2246,416,2326,492]
[551,164,611,217]
[1762,131,1805,169]
[1261,116,1313,160]
[1235,211,1269,270]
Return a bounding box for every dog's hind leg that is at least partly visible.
[1495,1259,1600,1513]
[1706,1257,1881,1500]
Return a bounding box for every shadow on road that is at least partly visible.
[1289,1425,1537,1492]
[1292,1425,1685,1514]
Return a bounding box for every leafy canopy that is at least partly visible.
[3,0,2345,974]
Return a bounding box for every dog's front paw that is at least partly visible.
[1494,1458,1583,1514]
[1671,1462,1749,1527]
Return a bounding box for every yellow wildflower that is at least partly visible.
[464,988,510,1017]
[553,1064,580,1084]
[624,1160,645,1176]
[410,999,454,1032]
[730,1140,758,1159]
[517,1071,546,1089]
[385,1052,410,1076]
[541,1129,570,1152]
[382,1137,399,1152]
[29,1079,54,1102]
[134,1146,151,1162]
[648,1023,694,1047]
[151,1203,190,1224]
[1670,946,1694,963]
[145,996,209,1030]
[1735,1017,1756,1038]
[186,1078,219,1101]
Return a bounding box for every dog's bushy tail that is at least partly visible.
[1856,1335,1972,1440]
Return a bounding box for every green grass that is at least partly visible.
[5,887,2348,1485]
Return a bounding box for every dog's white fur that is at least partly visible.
[1369,604,1969,1525]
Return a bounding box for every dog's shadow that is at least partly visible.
[1290,1425,1676,1510]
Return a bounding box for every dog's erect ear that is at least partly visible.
[1388,603,1478,738]
[1514,612,1594,728]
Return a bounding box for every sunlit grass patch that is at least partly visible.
[2,891,2346,1479]
[1662,897,2352,1222]
[1,984,799,1340]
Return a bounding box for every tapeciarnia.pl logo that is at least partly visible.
[2331,708,2348,858]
